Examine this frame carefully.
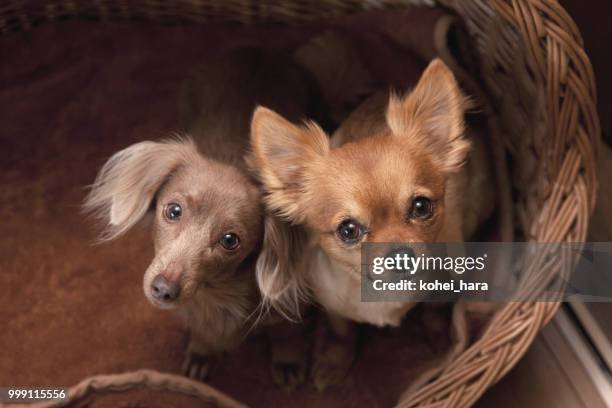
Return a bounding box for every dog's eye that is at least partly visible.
[164,203,182,221]
[409,196,433,220]
[220,233,240,250]
[337,219,366,244]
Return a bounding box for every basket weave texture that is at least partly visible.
[2,1,600,407]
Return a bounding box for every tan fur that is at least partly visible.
[255,215,310,319]
[84,48,317,386]
[250,59,494,388]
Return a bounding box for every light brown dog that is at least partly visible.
[249,59,494,389]
[84,48,319,388]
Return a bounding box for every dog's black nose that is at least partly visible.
[384,246,416,261]
[151,275,181,302]
[384,246,416,273]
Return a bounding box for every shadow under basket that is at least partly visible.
[2,1,599,407]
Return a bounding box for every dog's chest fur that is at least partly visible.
[309,249,414,327]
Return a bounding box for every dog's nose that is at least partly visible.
[384,246,416,273]
[384,246,416,261]
[151,275,181,302]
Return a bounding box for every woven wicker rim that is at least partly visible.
[2,1,600,407]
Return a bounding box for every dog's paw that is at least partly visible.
[182,352,216,381]
[270,359,307,392]
[422,304,451,353]
[311,342,354,391]
[267,321,310,392]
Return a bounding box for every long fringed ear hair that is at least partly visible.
[385,58,471,173]
[248,106,330,318]
[256,216,310,319]
[83,138,200,241]
[247,106,329,222]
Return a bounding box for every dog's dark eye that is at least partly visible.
[409,196,433,220]
[164,203,182,220]
[337,219,366,244]
[220,233,240,250]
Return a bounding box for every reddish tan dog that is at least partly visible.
[249,59,494,389]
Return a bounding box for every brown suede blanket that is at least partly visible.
[0,9,471,407]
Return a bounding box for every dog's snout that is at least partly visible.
[151,275,181,302]
[384,246,416,261]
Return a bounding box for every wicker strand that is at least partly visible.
[399,0,598,405]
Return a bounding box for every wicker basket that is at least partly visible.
[2,1,599,407]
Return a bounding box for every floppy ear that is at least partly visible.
[249,106,329,221]
[83,138,198,241]
[386,58,471,172]
[256,216,309,319]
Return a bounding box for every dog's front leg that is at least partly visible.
[182,332,220,381]
[267,319,309,392]
[311,312,357,391]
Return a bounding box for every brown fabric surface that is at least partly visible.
[0,11,457,407]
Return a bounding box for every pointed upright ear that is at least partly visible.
[386,58,471,172]
[83,138,198,241]
[249,106,329,221]
[256,216,309,320]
